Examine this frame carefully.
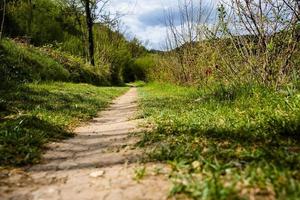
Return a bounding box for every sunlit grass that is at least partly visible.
[138,82,300,199]
[0,82,128,166]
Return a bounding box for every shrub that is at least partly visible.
[124,55,156,82]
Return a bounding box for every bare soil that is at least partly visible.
[0,88,171,200]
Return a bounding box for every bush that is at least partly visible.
[38,45,110,86]
[123,55,156,82]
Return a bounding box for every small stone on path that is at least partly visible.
[89,170,105,178]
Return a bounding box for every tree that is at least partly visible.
[59,0,122,66]
[225,0,300,86]
[283,0,300,21]
[27,0,33,35]
[0,0,6,41]
[84,0,95,66]
[80,0,111,66]
[164,0,215,83]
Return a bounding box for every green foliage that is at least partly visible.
[94,25,148,85]
[5,0,66,45]
[0,38,70,86]
[149,32,300,88]
[139,83,300,199]
[109,47,131,85]
[57,34,85,57]
[38,44,110,86]
[2,0,149,84]
[0,82,127,166]
[0,39,110,87]
[3,0,86,55]
[124,55,156,82]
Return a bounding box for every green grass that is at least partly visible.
[138,82,300,200]
[0,39,69,85]
[0,82,128,166]
[0,38,109,87]
[126,81,146,87]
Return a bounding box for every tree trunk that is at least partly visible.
[0,0,6,41]
[28,0,33,35]
[85,0,95,66]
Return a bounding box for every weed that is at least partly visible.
[133,166,147,182]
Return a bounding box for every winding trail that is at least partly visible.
[1,88,171,200]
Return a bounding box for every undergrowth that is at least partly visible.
[138,82,300,200]
[0,82,127,166]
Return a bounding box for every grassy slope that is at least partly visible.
[139,83,300,200]
[0,39,109,87]
[0,82,128,166]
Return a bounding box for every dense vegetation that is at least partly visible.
[0,0,148,86]
[146,1,300,88]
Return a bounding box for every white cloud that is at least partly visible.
[106,0,175,49]
[107,0,219,50]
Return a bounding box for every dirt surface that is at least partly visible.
[0,88,171,200]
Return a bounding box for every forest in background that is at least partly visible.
[0,0,150,87]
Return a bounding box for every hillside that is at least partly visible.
[0,38,110,88]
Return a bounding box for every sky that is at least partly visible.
[106,0,291,50]
[107,0,221,50]
[107,0,178,50]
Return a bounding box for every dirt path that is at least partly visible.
[1,88,171,200]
